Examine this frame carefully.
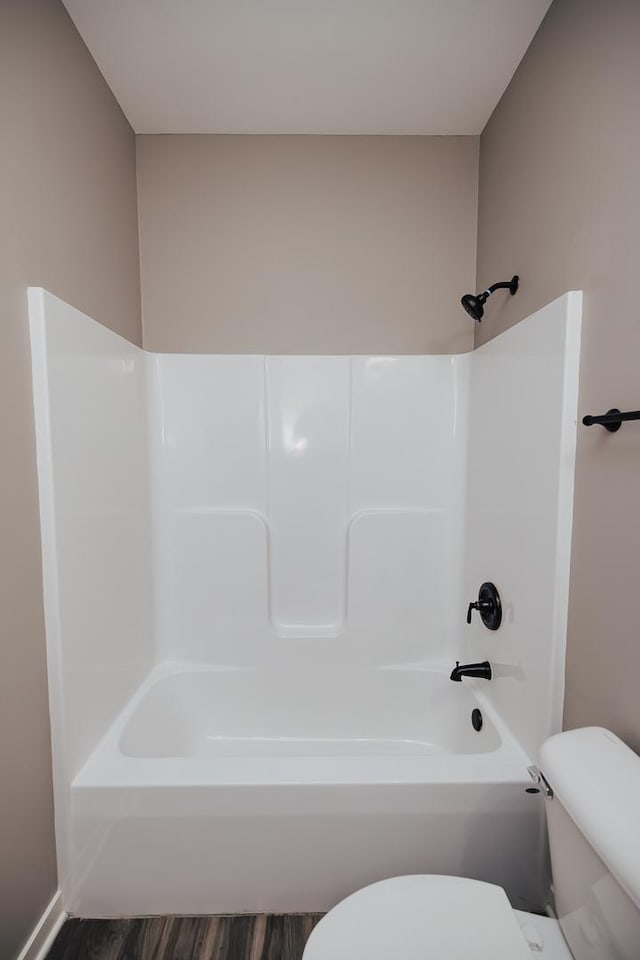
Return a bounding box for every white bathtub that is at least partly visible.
[69,662,547,917]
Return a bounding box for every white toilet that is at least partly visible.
[303,727,640,959]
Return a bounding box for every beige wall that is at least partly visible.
[137,135,478,354]
[476,0,640,749]
[0,1,141,956]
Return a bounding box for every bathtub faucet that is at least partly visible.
[449,660,492,682]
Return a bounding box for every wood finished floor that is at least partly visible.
[46,915,324,960]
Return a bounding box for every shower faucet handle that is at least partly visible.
[466,600,492,624]
[466,582,503,631]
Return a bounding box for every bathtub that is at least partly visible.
[69,662,547,917]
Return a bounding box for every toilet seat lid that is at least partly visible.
[303,875,532,960]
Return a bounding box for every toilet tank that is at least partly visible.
[540,727,640,960]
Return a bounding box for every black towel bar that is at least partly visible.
[582,408,640,432]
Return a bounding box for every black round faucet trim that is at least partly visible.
[471,708,483,732]
[466,582,502,631]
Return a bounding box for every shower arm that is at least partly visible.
[482,280,516,298]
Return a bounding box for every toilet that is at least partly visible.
[303,727,640,959]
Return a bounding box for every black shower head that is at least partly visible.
[460,275,519,322]
[461,292,487,322]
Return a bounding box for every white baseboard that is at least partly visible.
[16,890,66,960]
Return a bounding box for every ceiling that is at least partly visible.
[62,0,552,135]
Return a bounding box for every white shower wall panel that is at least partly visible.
[28,289,155,894]
[346,509,445,647]
[147,354,268,660]
[29,290,155,780]
[266,357,351,636]
[348,355,470,649]
[350,356,467,510]
[149,354,469,664]
[149,355,267,510]
[462,293,581,759]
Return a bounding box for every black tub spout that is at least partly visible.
[450,660,492,682]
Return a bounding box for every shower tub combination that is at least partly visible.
[29,289,581,918]
[71,663,544,916]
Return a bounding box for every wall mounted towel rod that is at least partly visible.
[582,408,640,432]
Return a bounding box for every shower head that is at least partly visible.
[461,292,487,322]
[460,275,519,322]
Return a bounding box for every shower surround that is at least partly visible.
[28,289,581,917]
[149,351,467,662]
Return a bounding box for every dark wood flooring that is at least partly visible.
[46,915,324,960]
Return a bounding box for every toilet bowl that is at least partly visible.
[303,727,640,960]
